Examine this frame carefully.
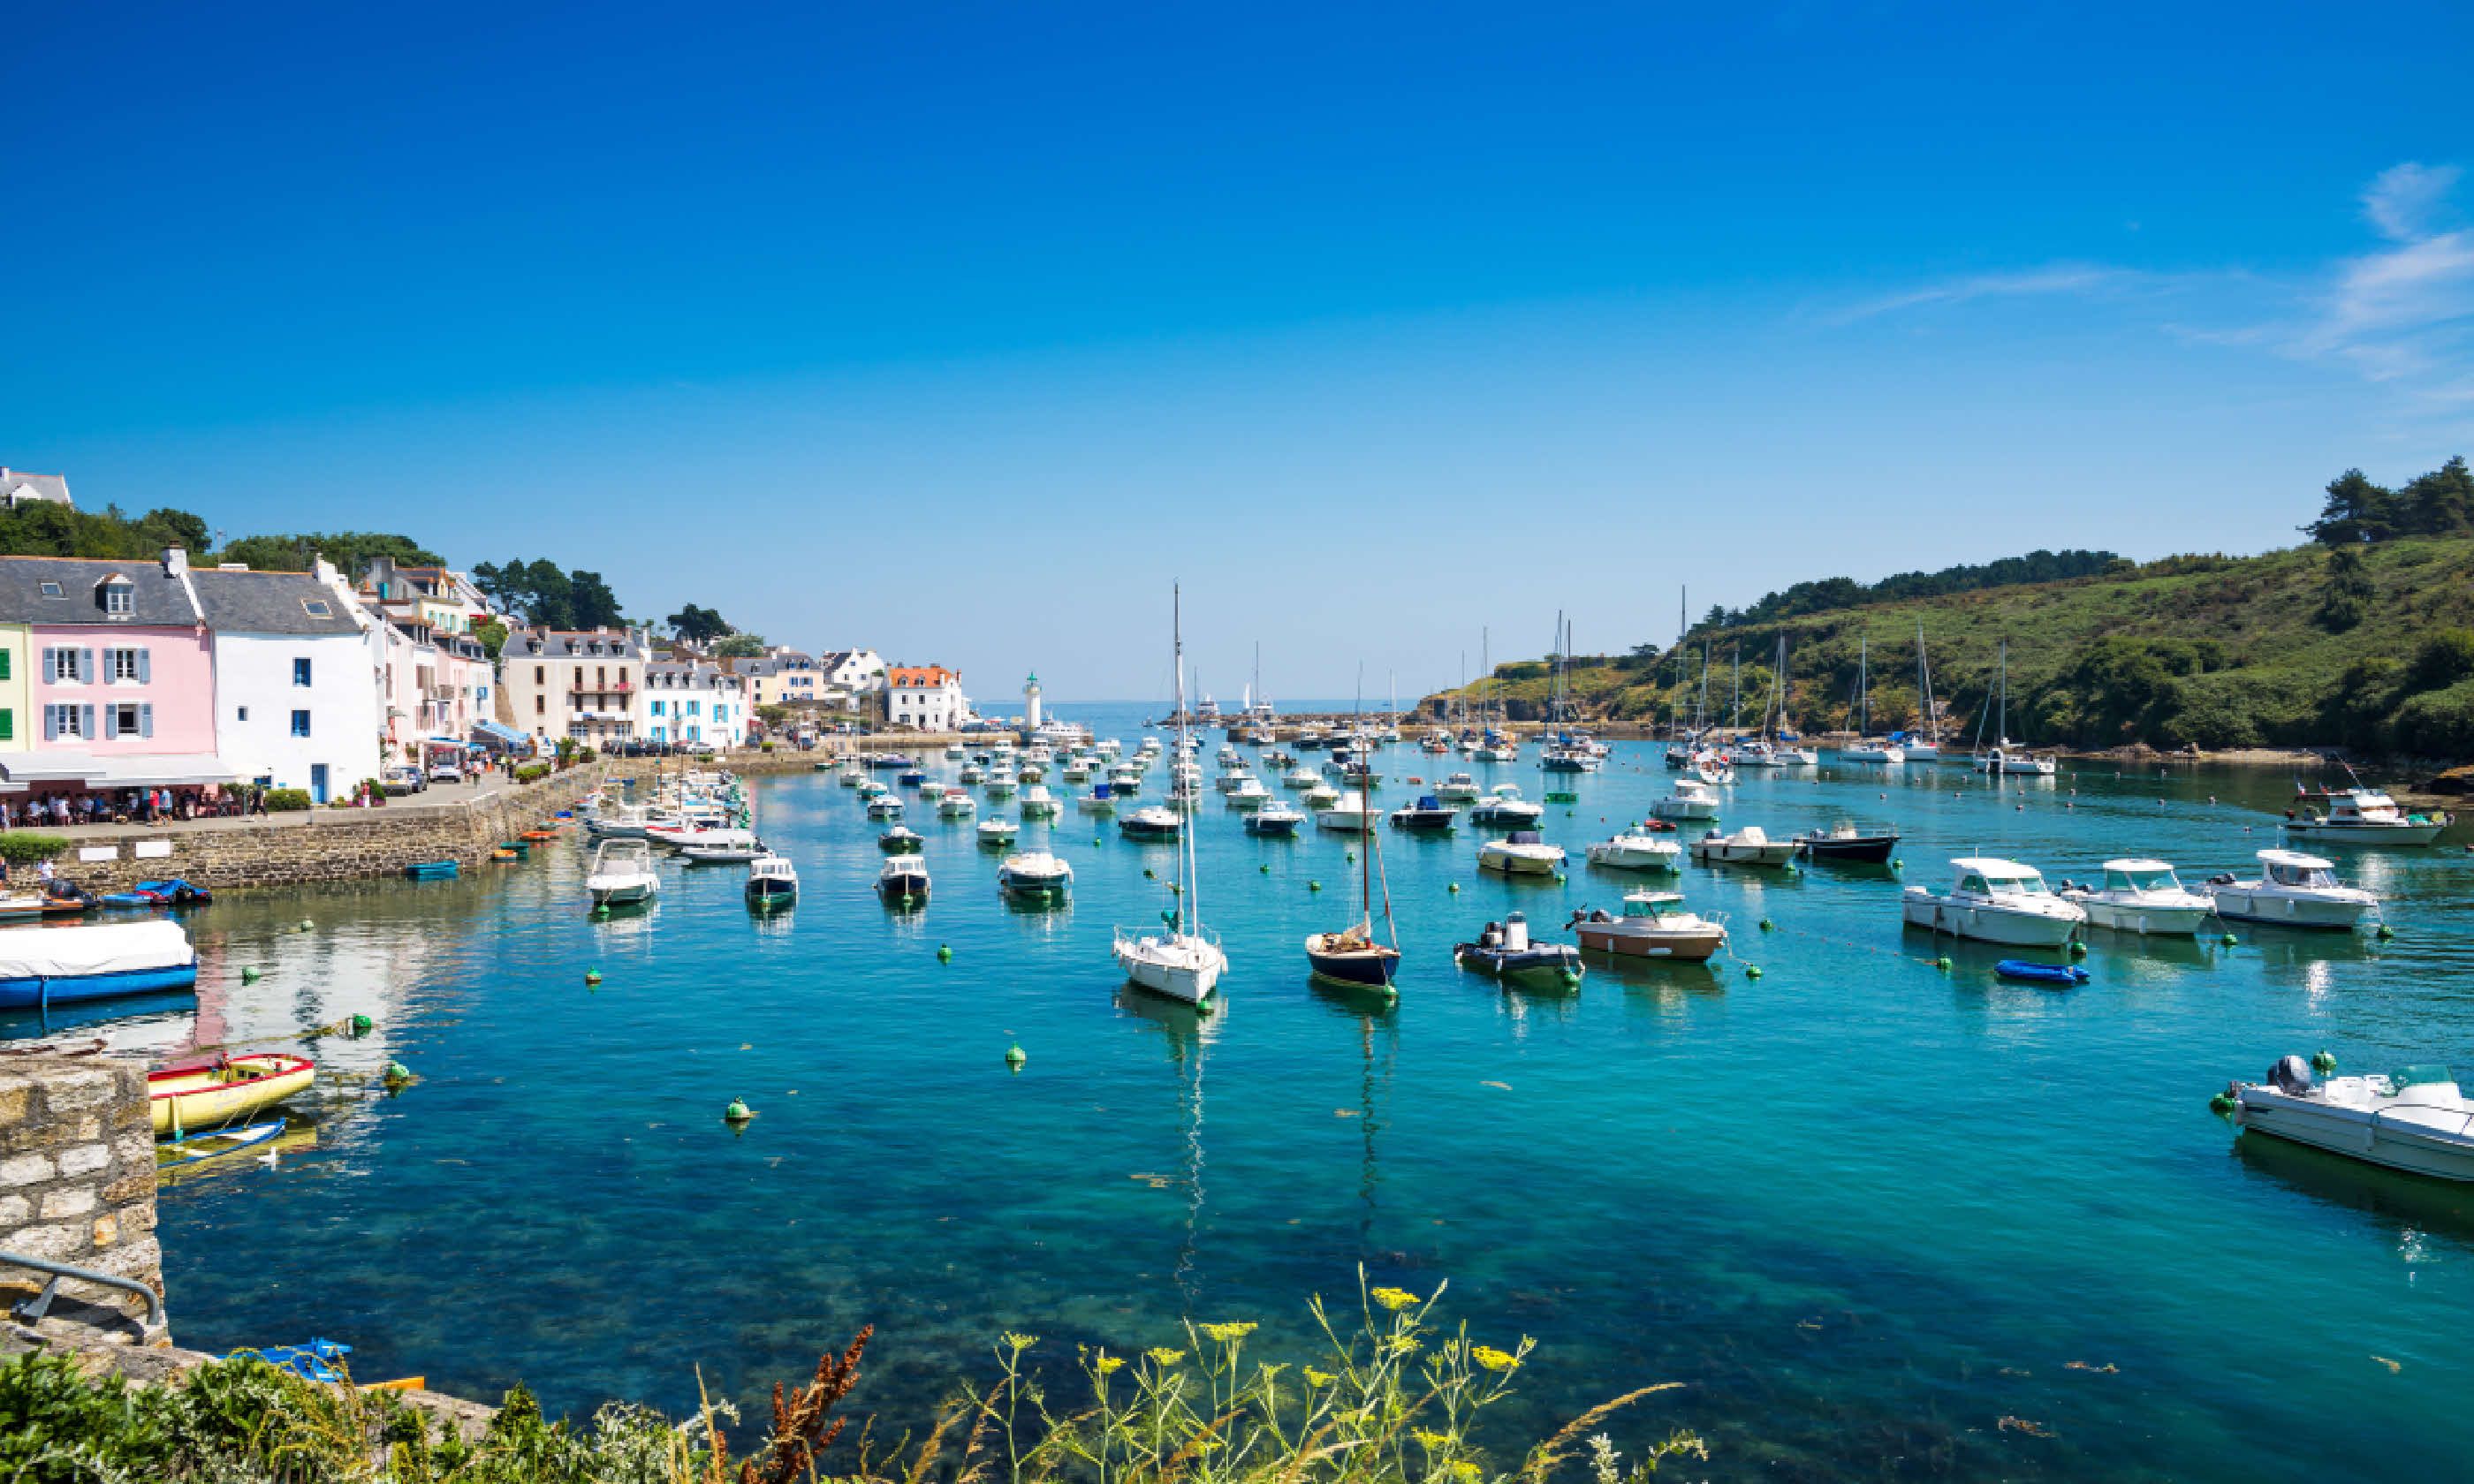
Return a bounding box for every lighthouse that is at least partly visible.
[1023,670,1043,730]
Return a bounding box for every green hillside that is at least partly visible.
[1424,537,2474,759]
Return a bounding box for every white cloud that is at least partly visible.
[2363,162,2462,241]
[1825,264,2126,325]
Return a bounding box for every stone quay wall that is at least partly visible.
[44,765,612,897]
[0,1056,160,1343]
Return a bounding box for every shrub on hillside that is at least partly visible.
[0,833,68,865]
[2409,628,2474,693]
[2389,679,2474,759]
[262,789,311,812]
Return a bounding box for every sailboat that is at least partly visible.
[1747,634,1818,766]
[1306,676,1402,993]
[1903,625,1944,760]
[1113,587,1230,1007]
[1971,640,2058,776]
[1840,638,1906,763]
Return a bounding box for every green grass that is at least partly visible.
[1428,539,2474,757]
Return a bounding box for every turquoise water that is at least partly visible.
[118,708,2474,1480]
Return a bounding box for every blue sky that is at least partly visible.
[7,2,2471,702]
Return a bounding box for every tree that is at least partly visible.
[2317,545,2373,631]
[133,508,212,555]
[2397,456,2474,536]
[222,531,442,574]
[665,604,731,644]
[566,570,624,629]
[2303,468,2399,545]
[474,619,509,661]
[471,559,626,632]
[713,632,767,658]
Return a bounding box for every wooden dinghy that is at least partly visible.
[150,1054,316,1136]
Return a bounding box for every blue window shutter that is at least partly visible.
[103,705,118,739]
[42,706,55,741]
[79,648,94,684]
[138,650,150,684]
[140,703,153,738]
[80,705,94,738]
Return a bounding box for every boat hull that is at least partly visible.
[1114,936,1224,1004]
[1689,841,1797,867]
[1478,847,1562,875]
[1796,835,1899,865]
[2284,822,2446,846]
[1587,843,1680,869]
[150,1056,315,1135]
[0,961,198,1010]
[1572,923,1724,961]
[1901,893,2081,946]
[2078,899,2212,935]
[2206,887,2371,930]
[1453,943,1584,989]
[1303,936,1400,988]
[2236,1094,2474,1182]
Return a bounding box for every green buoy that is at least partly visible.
[1168,882,1180,894]
[1744,965,1763,980]
[1758,917,1774,932]
[2376,923,2395,940]
[2220,933,2239,946]
[937,944,952,963]
[2311,1049,2338,1074]
[1259,863,1271,874]
[1309,880,1322,891]
[383,1061,413,1088]
[1936,956,1952,972]
[1448,882,1460,893]
[1143,867,1156,880]
[348,1013,372,1035]
[1005,1044,1027,1070]
[240,966,262,985]
[298,919,315,933]
[724,1097,754,1124]
[2068,941,2088,958]
[585,969,603,985]
[2209,1090,2237,1114]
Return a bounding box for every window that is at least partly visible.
[46,648,82,684]
[37,582,61,599]
[0,650,10,681]
[302,599,332,618]
[110,647,141,682]
[534,665,544,685]
[290,709,312,738]
[535,695,546,716]
[110,702,140,737]
[293,657,313,687]
[102,581,132,616]
[238,706,249,722]
[50,704,82,739]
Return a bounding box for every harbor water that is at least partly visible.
[97,707,2474,1480]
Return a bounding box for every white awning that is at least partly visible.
[0,752,242,791]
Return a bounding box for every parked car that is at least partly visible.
[427,761,465,784]
[382,765,425,795]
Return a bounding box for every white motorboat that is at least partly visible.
[1431,771,1481,802]
[1651,778,1723,822]
[1478,829,1565,875]
[1020,784,1061,818]
[1317,798,1377,833]
[1567,891,1726,960]
[945,744,967,759]
[983,774,1017,799]
[2059,859,2213,935]
[1282,765,1321,791]
[680,838,767,864]
[876,857,931,905]
[959,763,986,784]
[1227,777,1270,810]
[1468,784,1542,826]
[937,789,977,818]
[586,840,660,906]
[585,803,653,838]
[839,762,867,786]
[997,850,1074,897]
[1840,740,1907,764]
[977,818,1020,846]
[865,795,905,820]
[1975,743,2057,776]
[745,853,798,908]
[2205,850,2381,931]
[1303,783,1342,811]
[1688,824,1796,867]
[1217,768,1254,793]
[2232,1056,2474,1181]
[1901,857,2085,946]
[1587,827,1682,870]
[2284,788,2448,846]
[1076,786,1119,814]
[1119,804,1182,839]
[649,824,759,852]
[1247,799,1305,835]
[1063,758,1092,783]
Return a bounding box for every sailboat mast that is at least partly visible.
[1730,646,1741,734]
[1916,622,1935,745]
[1174,585,1198,938]
[1859,638,1869,736]
[1998,640,2007,745]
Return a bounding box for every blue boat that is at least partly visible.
[404,860,459,881]
[1995,959,2089,986]
[246,1336,353,1384]
[0,920,199,1010]
[95,878,214,911]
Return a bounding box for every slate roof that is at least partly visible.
[186,568,364,636]
[0,469,72,506]
[507,628,649,660]
[0,556,200,626]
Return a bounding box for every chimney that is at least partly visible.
[162,546,188,576]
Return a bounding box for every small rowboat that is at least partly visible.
[490,848,520,862]
[150,1054,316,1136]
[404,860,459,881]
[496,840,530,857]
[1994,959,2089,987]
[156,1119,286,1166]
[520,828,562,841]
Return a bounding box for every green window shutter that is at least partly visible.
[0,649,11,680]
[0,708,12,740]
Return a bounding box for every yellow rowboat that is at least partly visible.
[150,1054,316,1136]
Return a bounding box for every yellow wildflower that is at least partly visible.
[1370,1286,1421,1312]
[1200,1321,1259,1344]
[1146,1347,1187,1367]
[1303,1367,1335,1389]
[1447,1461,1483,1483]
[1413,1429,1456,1451]
[1095,1354,1126,1376]
[1002,1332,1040,1352]
[1472,1346,1521,1374]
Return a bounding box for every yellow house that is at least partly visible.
[0,623,27,750]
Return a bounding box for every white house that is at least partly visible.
[189,565,383,802]
[645,660,750,748]
[0,468,72,510]
[884,664,969,731]
[498,628,653,747]
[819,648,887,694]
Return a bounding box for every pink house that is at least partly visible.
[0,550,225,802]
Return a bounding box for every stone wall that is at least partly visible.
[0,1056,160,1343]
[49,765,612,897]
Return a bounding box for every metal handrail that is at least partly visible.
[0,1248,167,1335]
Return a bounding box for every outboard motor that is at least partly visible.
[2268,1054,2315,1096]
[1480,921,1502,950]
[1504,912,1529,951]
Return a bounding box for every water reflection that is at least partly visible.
[2234,1130,2474,1246]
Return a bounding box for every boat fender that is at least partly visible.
[240,966,262,984]
[585,969,603,986]
[1005,1044,1027,1071]
[2311,1049,2338,1074]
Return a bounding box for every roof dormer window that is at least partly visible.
[97,575,134,617]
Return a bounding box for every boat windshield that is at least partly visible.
[2267,861,2340,889]
[1623,897,1683,919]
[1982,872,2048,897]
[2108,867,2179,893]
